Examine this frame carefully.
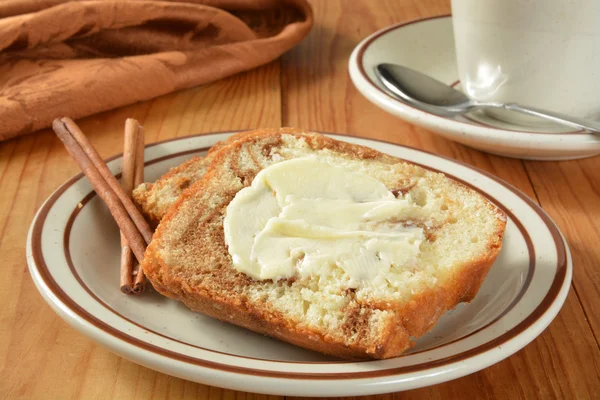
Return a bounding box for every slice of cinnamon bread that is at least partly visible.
[141,128,506,359]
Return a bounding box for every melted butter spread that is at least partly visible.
[223,158,424,285]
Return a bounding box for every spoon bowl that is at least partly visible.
[376,63,470,110]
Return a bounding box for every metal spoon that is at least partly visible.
[375,63,600,135]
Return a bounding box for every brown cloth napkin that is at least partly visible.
[0,0,313,141]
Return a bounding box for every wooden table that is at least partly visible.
[2,1,600,398]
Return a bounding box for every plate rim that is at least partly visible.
[349,14,600,146]
[26,131,571,385]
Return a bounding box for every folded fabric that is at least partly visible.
[0,0,312,141]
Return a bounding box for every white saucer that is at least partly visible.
[349,15,600,160]
[27,132,571,396]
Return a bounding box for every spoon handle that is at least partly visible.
[502,103,600,135]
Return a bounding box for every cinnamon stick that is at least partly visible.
[133,122,145,190]
[58,117,153,245]
[52,118,148,264]
[132,265,146,294]
[119,233,133,294]
[129,120,147,294]
[119,118,141,293]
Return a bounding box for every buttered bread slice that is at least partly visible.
[142,129,506,359]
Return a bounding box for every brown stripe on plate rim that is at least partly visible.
[356,15,583,135]
[60,146,535,363]
[30,131,568,380]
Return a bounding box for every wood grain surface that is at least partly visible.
[1,0,599,399]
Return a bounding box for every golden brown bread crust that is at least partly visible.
[144,244,502,359]
[141,128,506,359]
[146,254,408,360]
[393,238,503,339]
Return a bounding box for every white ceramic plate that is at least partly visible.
[349,15,600,160]
[27,132,571,396]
